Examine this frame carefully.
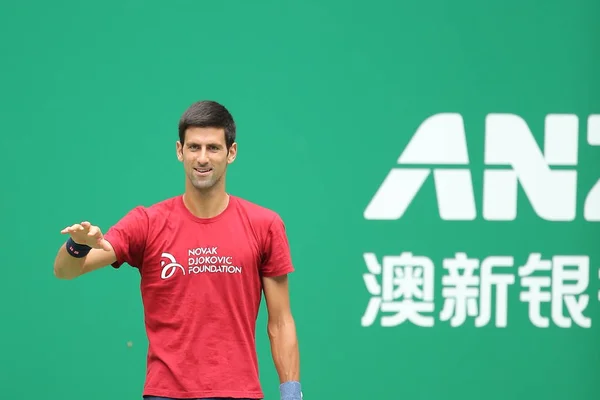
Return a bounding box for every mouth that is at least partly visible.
[194,167,213,176]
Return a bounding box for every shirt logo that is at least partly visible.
[160,252,186,279]
[159,247,243,280]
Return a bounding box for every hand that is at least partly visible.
[61,221,112,251]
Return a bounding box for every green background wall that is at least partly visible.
[1,0,599,399]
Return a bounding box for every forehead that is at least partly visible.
[184,126,226,145]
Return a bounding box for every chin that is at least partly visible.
[192,181,213,189]
[191,180,217,190]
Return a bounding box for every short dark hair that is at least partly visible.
[178,100,236,148]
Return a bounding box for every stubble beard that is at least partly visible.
[189,170,220,192]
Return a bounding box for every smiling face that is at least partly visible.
[176,126,237,193]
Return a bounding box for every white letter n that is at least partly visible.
[364,113,476,220]
[483,114,578,221]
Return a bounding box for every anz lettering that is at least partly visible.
[364,113,600,221]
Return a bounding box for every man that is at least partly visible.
[53,100,302,400]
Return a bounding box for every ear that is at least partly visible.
[227,142,237,164]
[176,140,183,162]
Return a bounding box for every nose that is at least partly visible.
[197,148,209,165]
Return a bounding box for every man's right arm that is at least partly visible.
[53,242,117,280]
[54,208,148,280]
[53,221,118,280]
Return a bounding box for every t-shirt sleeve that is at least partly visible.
[104,206,148,270]
[260,214,295,277]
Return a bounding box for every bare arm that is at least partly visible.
[262,274,300,383]
[53,221,117,280]
[53,245,117,279]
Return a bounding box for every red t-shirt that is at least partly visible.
[103,194,295,399]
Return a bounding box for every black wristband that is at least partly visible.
[66,237,92,258]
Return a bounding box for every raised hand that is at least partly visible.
[60,221,112,251]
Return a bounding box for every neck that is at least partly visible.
[182,184,230,219]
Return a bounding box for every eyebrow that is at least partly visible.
[186,142,223,148]
[187,141,221,146]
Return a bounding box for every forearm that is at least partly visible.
[53,244,86,280]
[268,315,300,383]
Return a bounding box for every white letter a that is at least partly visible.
[364,113,476,220]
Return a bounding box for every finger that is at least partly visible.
[81,221,91,228]
[70,224,83,232]
[62,224,81,234]
[87,226,99,237]
[61,223,85,234]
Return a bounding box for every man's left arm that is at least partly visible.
[262,273,302,399]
